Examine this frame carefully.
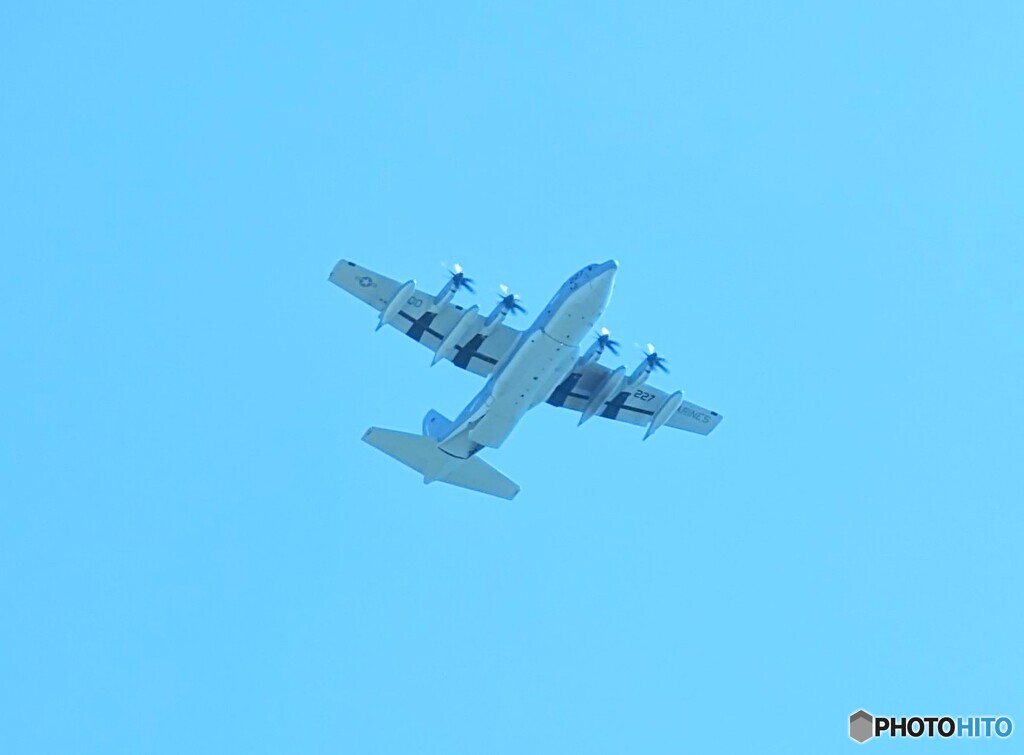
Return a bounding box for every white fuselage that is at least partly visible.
[438,261,618,457]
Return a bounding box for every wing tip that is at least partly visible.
[328,258,358,280]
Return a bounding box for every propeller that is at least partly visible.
[498,284,527,315]
[638,342,670,373]
[443,262,475,294]
[594,326,621,355]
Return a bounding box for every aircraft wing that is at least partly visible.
[547,361,723,435]
[329,259,521,377]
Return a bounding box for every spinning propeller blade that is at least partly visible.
[442,262,475,293]
[637,342,669,373]
[594,327,621,355]
[497,284,526,315]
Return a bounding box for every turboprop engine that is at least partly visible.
[432,263,475,310]
[627,343,669,387]
[579,327,621,366]
[482,284,526,333]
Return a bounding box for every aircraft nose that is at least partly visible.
[592,259,618,283]
[588,260,617,298]
[585,259,617,280]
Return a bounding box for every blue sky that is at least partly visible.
[2,2,1022,752]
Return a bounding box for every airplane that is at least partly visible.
[329,259,722,499]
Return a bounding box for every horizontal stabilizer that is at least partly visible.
[363,427,519,500]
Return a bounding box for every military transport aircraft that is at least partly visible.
[329,259,721,499]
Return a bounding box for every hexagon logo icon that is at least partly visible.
[850,710,874,743]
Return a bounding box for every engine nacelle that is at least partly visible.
[482,300,509,334]
[627,358,652,387]
[627,346,667,387]
[431,280,457,311]
[579,328,619,366]
[430,274,462,311]
[579,339,603,366]
[432,264,475,311]
[482,288,525,334]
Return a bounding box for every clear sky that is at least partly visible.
[2,2,1022,753]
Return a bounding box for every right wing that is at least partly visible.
[329,259,521,377]
[547,361,723,435]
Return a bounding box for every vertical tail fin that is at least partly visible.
[422,409,453,440]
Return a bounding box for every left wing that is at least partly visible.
[547,361,723,435]
[329,259,521,377]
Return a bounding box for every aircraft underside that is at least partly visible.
[330,258,721,499]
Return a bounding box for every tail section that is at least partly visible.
[422,409,454,440]
[362,427,520,500]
